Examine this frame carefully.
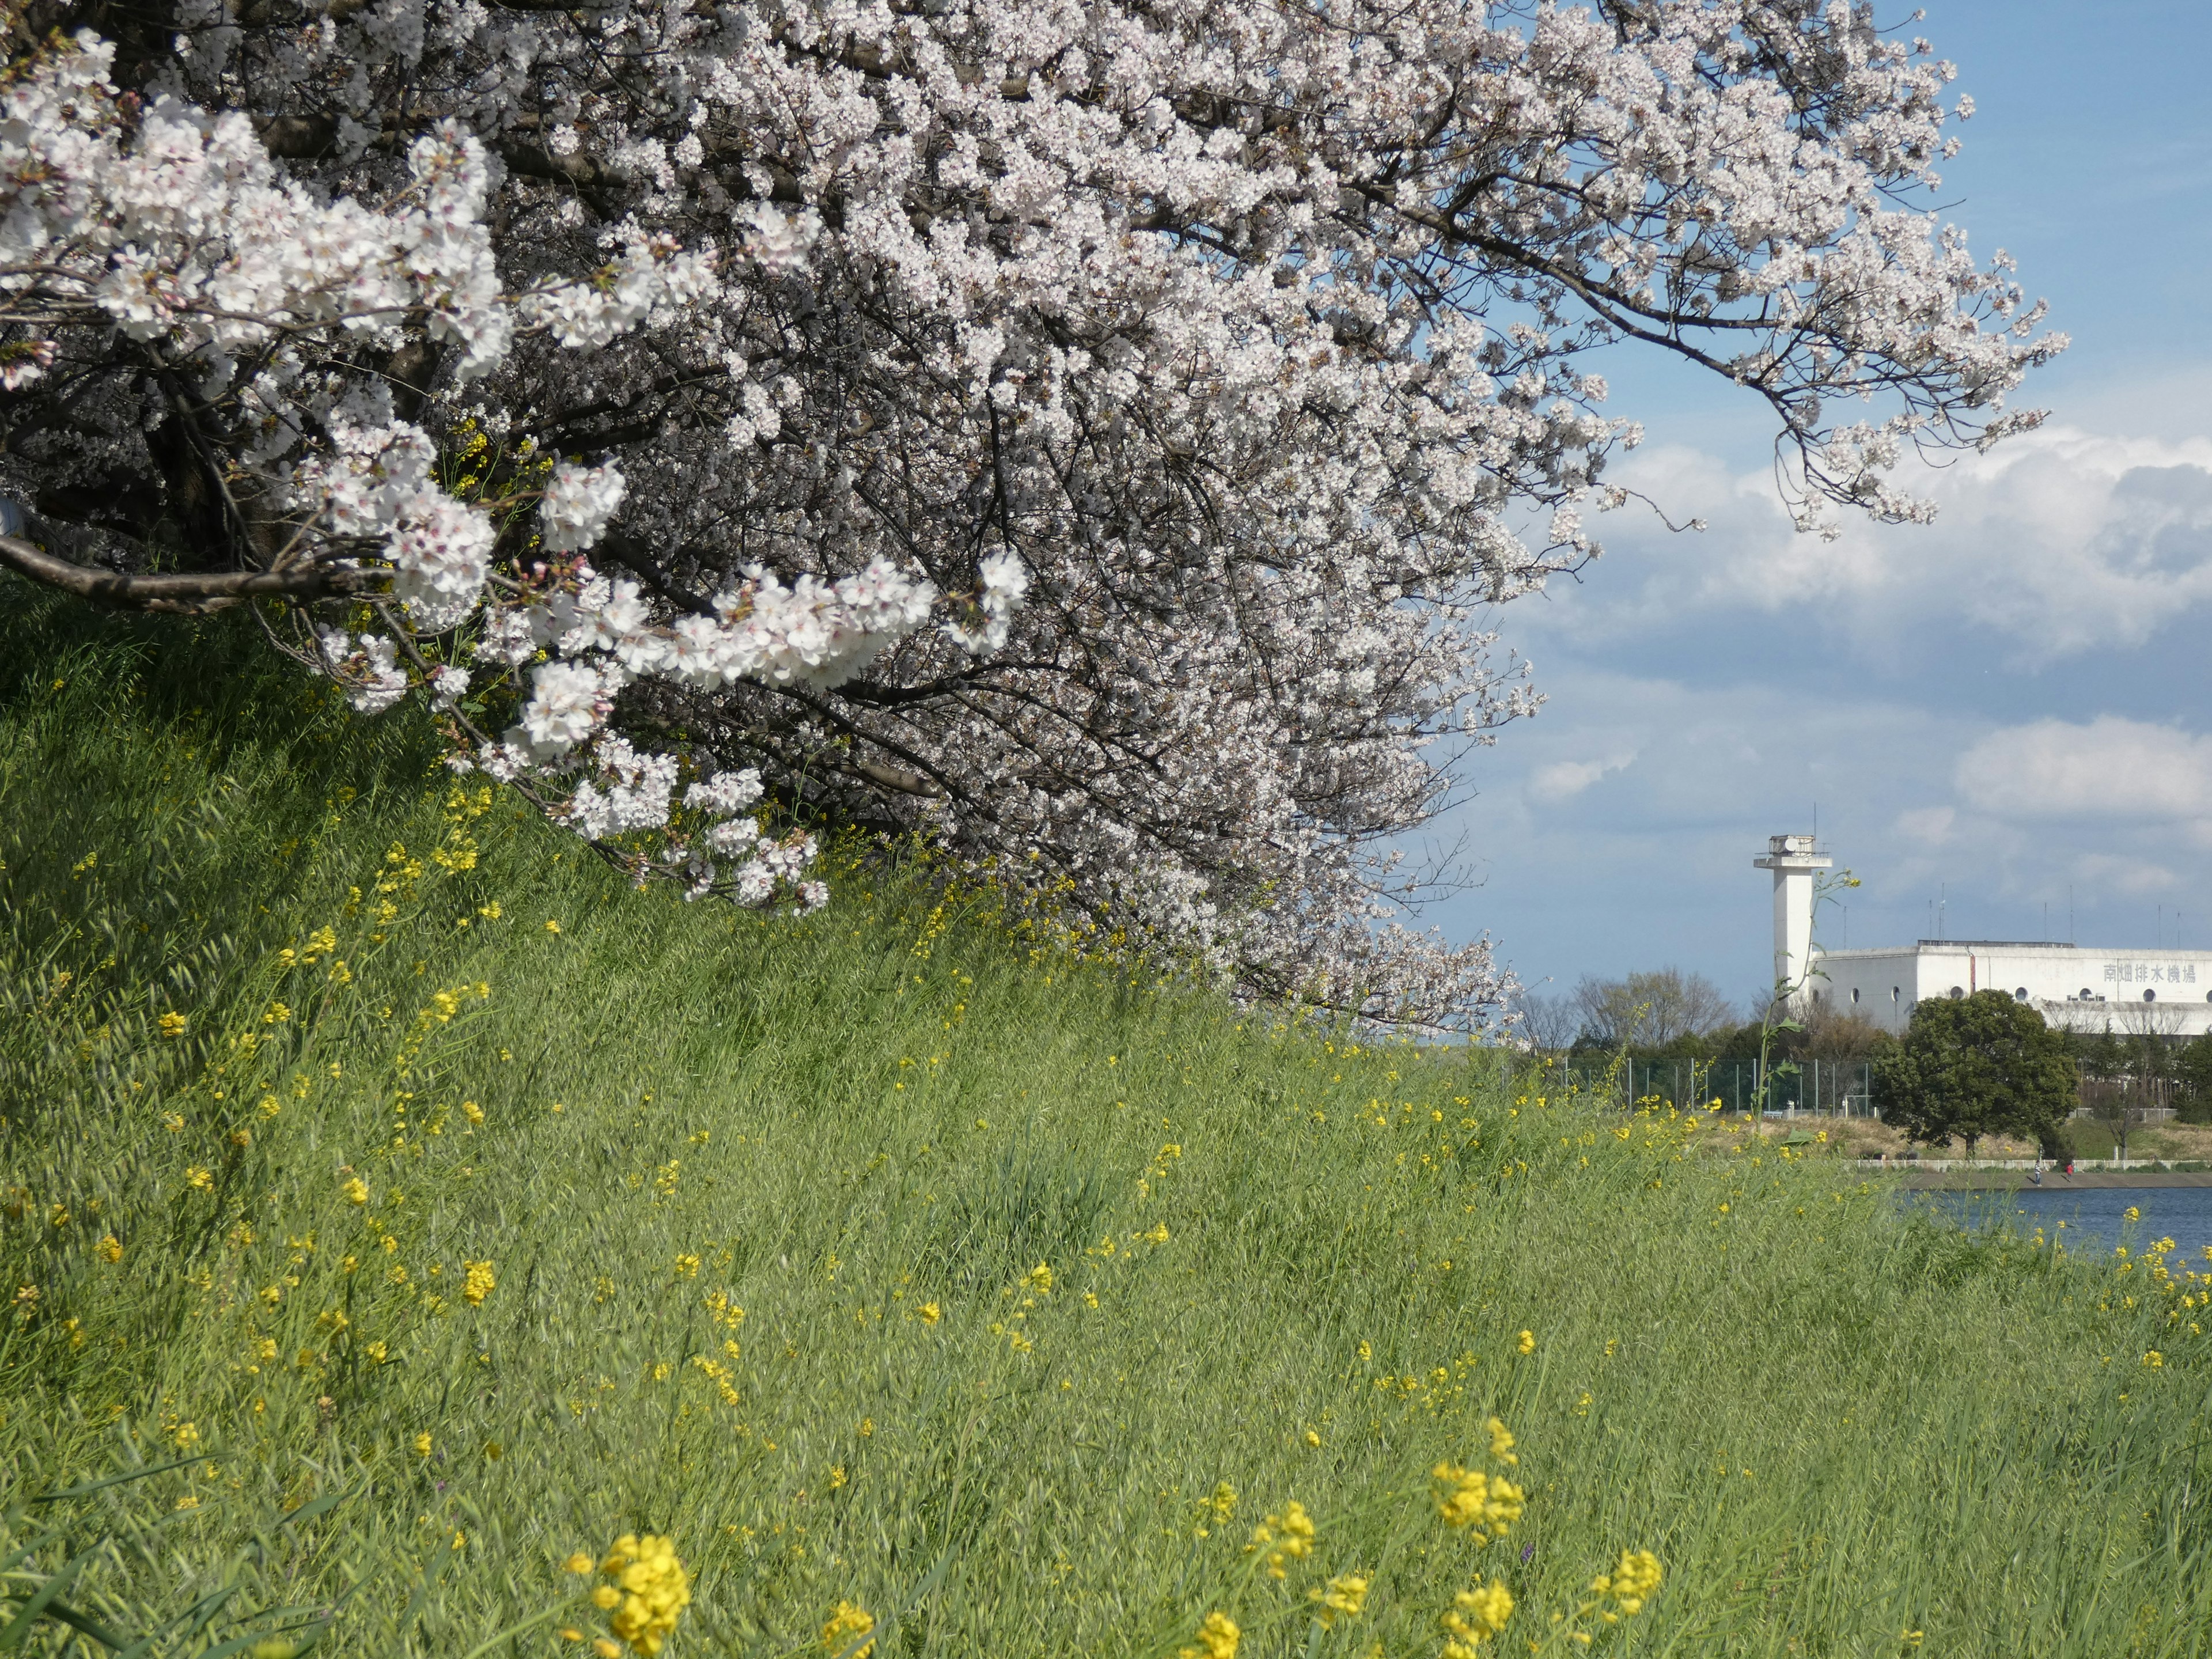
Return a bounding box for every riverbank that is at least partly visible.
[6,592,2212,1657]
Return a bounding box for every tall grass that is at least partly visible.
[3,587,2210,1658]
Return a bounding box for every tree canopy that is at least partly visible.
[0,0,2061,1028]
[1568,969,1736,1053]
[1873,991,2076,1152]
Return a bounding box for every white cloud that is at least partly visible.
[1894,805,1957,845]
[1528,749,1636,801]
[2072,853,2180,896]
[1954,716,2212,820]
[1557,420,2212,656]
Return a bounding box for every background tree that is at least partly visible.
[0,0,2062,1028]
[2070,1009,2183,1161]
[2178,1031,2212,1126]
[1873,991,2076,1156]
[1512,991,1582,1058]
[2116,1001,2186,1107]
[1569,969,1737,1052]
[1802,1007,1891,1079]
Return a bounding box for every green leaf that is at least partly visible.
[276,1484,358,1534]
[16,1597,126,1653]
[31,1455,214,1503]
[0,1544,99,1652]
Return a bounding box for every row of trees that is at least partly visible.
[0,0,2062,1032]
[1524,968,1892,1076]
[1532,971,2212,1151]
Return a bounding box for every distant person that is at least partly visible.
[2029,1158,2043,1186]
[2063,1157,2074,1179]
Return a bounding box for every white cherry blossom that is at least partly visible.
[0,1,2065,1027]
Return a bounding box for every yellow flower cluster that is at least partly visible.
[1485,1416,1517,1465]
[1310,1571,1368,1627]
[1440,1580,1514,1654]
[1177,1610,1240,1658]
[1249,1499,1317,1578]
[1590,1548,1663,1619]
[820,1599,876,1657]
[1431,1463,1525,1539]
[462,1259,496,1305]
[567,1534,690,1657]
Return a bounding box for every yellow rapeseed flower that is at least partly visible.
[414,1432,433,1456]
[95,1234,123,1264]
[821,1600,876,1658]
[1589,1548,1663,1616]
[463,1260,496,1305]
[1177,1611,1240,1659]
[601,1533,690,1656]
[1440,1580,1514,1653]
[1022,1262,1053,1293]
[1311,1573,1369,1627]
[1432,1463,1525,1539]
[158,1012,187,1039]
[920,1302,941,1325]
[1250,1499,1316,1578]
[1486,1418,1518,1467]
[1516,1330,1535,1355]
[343,1177,369,1206]
[567,1552,598,1574]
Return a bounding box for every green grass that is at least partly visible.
[4,588,2211,1658]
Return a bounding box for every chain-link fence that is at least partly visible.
[1549,1058,1879,1117]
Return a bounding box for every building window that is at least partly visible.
[2014,987,2029,1002]
[2145,988,2157,1002]
[1892,986,1901,1002]
[1851,987,1860,1004]
[2081,987,2094,1000]
[1948,986,1964,999]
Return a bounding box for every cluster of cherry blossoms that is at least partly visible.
[0,0,2061,1030]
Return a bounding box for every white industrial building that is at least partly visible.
[1755,833,2212,1039]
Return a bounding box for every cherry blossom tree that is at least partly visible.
[0,0,2062,1030]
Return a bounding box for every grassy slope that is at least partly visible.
[3,590,2210,1659]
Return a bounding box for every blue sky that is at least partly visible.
[1430,0,2212,1014]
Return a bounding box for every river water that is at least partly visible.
[1917,1184,2212,1256]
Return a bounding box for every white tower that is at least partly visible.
[1754,833,1832,1010]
